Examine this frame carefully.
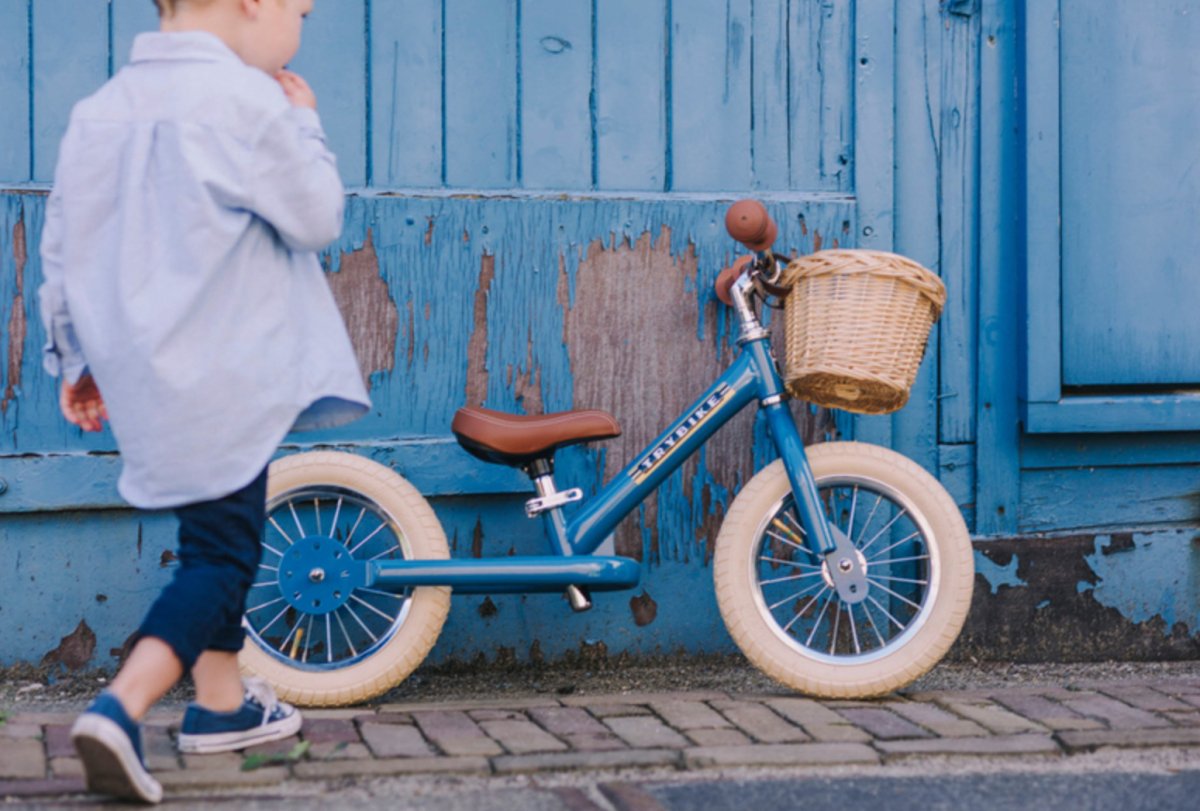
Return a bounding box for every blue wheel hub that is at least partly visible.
[277,536,364,615]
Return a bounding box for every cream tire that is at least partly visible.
[714,441,973,697]
[238,451,450,707]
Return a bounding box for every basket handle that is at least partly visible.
[725,200,777,252]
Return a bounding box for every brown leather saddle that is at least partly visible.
[452,406,622,467]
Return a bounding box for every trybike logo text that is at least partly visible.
[631,384,733,484]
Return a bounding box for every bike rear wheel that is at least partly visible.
[238,451,451,707]
[714,441,974,697]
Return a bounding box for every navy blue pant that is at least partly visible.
[137,468,268,672]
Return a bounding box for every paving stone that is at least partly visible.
[301,718,362,744]
[242,736,302,758]
[296,708,365,720]
[604,716,691,749]
[0,738,44,779]
[765,698,847,727]
[143,725,181,771]
[360,721,436,758]
[42,725,73,759]
[1062,695,1172,729]
[835,708,933,740]
[357,712,413,725]
[0,777,86,798]
[469,709,526,722]
[480,719,570,754]
[381,697,561,713]
[939,701,1047,734]
[573,703,653,718]
[48,757,82,778]
[877,734,1061,758]
[1163,711,1200,727]
[599,782,670,811]
[491,748,681,775]
[648,700,730,730]
[685,728,752,747]
[308,741,373,761]
[412,710,504,756]
[561,691,726,707]
[683,742,879,769]
[887,702,990,737]
[181,752,244,771]
[711,700,810,743]
[1097,685,1193,713]
[529,707,610,736]
[293,756,491,779]
[1056,727,1200,752]
[0,724,42,740]
[156,766,289,789]
[990,693,1105,731]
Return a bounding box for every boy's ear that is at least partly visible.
[240,0,260,20]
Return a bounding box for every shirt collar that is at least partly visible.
[129,31,244,66]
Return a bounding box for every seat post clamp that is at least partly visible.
[525,488,584,517]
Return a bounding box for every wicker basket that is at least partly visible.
[780,250,946,414]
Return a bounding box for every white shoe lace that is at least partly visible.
[242,677,291,724]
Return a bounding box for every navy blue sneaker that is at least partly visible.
[70,692,163,804]
[176,678,302,754]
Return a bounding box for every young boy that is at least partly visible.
[38,0,369,802]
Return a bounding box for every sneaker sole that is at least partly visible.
[71,715,163,804]
[176,710,303,754]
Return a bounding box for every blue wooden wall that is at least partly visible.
[1,0,1198,670]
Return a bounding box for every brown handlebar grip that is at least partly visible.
[715,256,753,306]
[725,200,778,252]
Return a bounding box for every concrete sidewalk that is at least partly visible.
[3,670,1200,803]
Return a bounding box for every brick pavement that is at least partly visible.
[3,674,1200,801]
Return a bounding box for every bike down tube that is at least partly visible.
[565,342,834,559]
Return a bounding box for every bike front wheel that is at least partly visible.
[714,441,974,698]
[238,451,451,707]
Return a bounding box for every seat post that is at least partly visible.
[522,459,592,611]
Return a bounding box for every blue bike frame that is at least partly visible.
[369,315,837,596]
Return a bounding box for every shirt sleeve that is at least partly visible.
[37,186,89,384]
[249,106,345,253]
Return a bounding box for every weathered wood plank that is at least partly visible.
[670,0,752,191]
[750,0,791,188]
[0,0,31,182]
[789,0,854,191]
[288,0,367,186]
[31,0,109,182]
[519,0,592,189]
[594,0,667,190]
[370,0,443,187]
[443,0,518,187]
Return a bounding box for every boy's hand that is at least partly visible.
[276,70,317,110]
[60,374,107,433]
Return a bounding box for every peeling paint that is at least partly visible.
[974,548,1026,594]
[326,230,400,390]
[40,619,95,671]
[629,590,658,626]
[2,216,26,413]
[1078,531,1200,637]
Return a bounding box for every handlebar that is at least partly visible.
[725,200,778,253]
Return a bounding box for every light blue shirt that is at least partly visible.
[38,31,370,509]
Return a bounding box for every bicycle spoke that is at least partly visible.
[325,614,333,664]
[348,521,387,555]
[278,616,304,654]
[863,600,887,646]
[829,600,842,654]
[258,563,279,572]
[301,615,315,663]
[261,537,286,558]
[782,586,829,633]
[851,493,885,548]
[247,596,286,615]
[344,603,378,643]
[868,530,923,561]
[772,515,807,543]
[867,593,909,630]
[268,515,295,547]
[329,496,344,539]
[847,603,862,655]
[766,528,818,559]
[344,507,367,547]
[334,609,357,658]
[357,586,408,600]
[350,593,396,623]
[759,555,822,570]
[869,573,929,586]
[844,485,860,536]
[805,590,837,647]
[368,544,402,562]
[251,580,279,588]
[868,554,929,566]
[760,570,825,587]
[866,577,923,611]
[288,500,307,539]
[858,506,909,554]
[313,498,323,536]
[767,579,825,611]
